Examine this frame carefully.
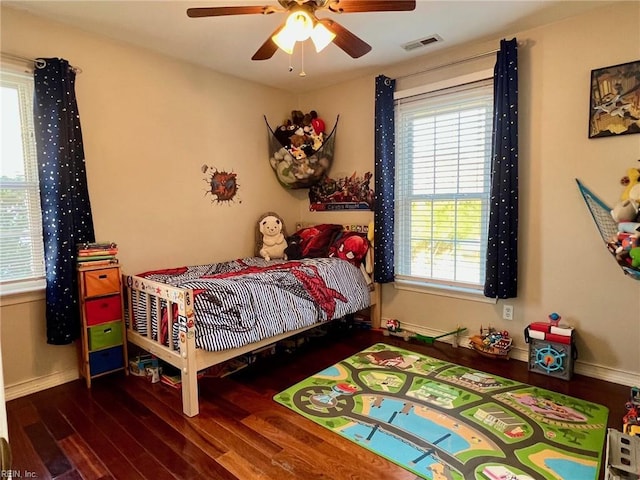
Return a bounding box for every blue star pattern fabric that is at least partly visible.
[484,39,519,299]
[34,58,95,344]
[374,75,396,283]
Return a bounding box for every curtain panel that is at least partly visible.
[373,75,396,283]
[484,39,519,299]
[34,58,95,345]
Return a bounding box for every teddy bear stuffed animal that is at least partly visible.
[257,212,288,261]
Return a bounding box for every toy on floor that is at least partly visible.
[468,326,513,359]
[382,318,414,341]
[624,386,640,437]
[382,319,467,346]
[414,328,467,347]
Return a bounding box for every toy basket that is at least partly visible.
[266,115,338,190]
[576,179,640,280]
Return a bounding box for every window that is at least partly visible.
[394,75,493,296]
[0,69,45,294]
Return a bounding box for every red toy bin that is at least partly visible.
[85,296,122,326]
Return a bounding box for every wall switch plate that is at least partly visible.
[503,305,514,320]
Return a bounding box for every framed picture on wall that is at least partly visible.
[588,60,640,138]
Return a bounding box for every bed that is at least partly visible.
[122,224,380,416]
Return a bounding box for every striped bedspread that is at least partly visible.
[131,257,371,352]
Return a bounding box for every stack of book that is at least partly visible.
[160,367,206,390]
[76,241,119,269]
[160,372,182,390]
[526,321,574,344]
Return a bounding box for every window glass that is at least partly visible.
[0,69,45,294]
[395,77,493,293]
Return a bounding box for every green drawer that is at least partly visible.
[88,321,123,350]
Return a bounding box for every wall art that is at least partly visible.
[202,165,241,205]
[309,171,374,211]
[589,59,640,138]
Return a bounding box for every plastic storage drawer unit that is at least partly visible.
[88,321,123,350]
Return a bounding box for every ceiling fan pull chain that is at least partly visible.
[299,42,306,77]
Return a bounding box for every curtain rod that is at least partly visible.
[394,48,499,82]
[1,52,82,73]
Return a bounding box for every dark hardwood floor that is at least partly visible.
[8,327,630,479]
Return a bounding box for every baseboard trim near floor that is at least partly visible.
[386,321,640,388]
[4,326,638,401]
[5,369,79,401]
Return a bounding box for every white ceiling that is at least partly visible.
[5,0,611,93]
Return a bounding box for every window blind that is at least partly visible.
[0,71,45,288]
[395,78,493,290]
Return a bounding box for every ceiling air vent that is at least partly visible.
[401,34,443,52]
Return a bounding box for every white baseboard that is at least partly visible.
[5,369,79,401]
[386,320,640,388]
[5,324,639,401]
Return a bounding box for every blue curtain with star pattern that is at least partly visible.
[484,39,519,299]
[373,75,395,283]
[34,58,95,345]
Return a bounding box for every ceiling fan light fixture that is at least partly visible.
[272,26,297,54]
[272,9,316,55]
[310,22,336,52]
[189,1,418,61]
[285,9,314,41]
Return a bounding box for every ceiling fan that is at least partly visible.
[187,0,416,60]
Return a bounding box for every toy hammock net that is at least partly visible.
[266,115,338,189]
[576,179,640,280]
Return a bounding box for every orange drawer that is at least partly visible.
[84,268,120,297]
[86,295,122,326]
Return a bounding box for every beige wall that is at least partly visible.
[1,2,639,395]
[0,6,297,393]
[301,1,640,381]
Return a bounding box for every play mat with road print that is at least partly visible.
[274,343,608,480]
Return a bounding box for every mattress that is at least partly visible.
[130,256,371,351]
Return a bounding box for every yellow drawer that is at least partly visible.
[84,268,120,297]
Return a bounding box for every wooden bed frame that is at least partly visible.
[122,225,380,417]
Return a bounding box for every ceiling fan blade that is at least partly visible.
[327,0,416,13]
[187,6,275,18]
[251,25,284,60]
[319,18,372,58]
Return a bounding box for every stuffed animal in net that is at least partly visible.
[612,199,640,223]
[255,212,288,261]
[621,167,640,201]
[629,247,640,268]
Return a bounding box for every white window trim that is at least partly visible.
[394,277,497,304]
[1,65,46,299]
[0,282,45,306]
[394,69,494,100]
[393,68,496,303]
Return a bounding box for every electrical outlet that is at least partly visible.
[503,305,514,320]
